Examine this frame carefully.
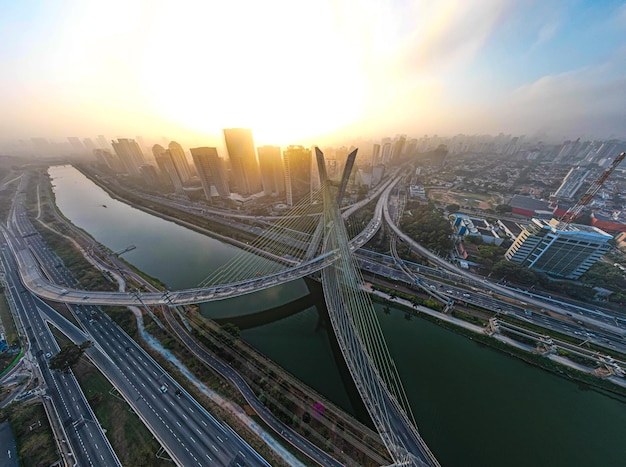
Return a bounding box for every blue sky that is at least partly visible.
[0,0,624,146]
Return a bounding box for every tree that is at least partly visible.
[49,341,92,373]
[222,322,240,338]
[495,204,512,213]
[446,203,460,213]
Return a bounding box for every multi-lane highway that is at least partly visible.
[356,252,626,355]
[5,177,271,467]
[1,235,121,467]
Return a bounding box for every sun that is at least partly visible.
[139,2,366,146]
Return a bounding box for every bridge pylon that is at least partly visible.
[315,148,439,466]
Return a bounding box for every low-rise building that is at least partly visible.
[450,213,503,245]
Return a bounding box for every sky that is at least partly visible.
[1,0,625,148]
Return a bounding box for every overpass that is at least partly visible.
[9,175,391,308]
[8,158,439,465]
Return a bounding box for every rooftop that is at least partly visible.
[509,194,552,211]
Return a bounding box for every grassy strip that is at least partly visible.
[73,358,171,466]
[48,326,171,466]
[128,315,293,467]
[0,347,24,379]
[0,291,19,346]
[0,402,58,466]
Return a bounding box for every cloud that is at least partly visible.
[494,55,626,137]
[530,20,559,51]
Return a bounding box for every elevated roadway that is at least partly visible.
[9,175,393,308]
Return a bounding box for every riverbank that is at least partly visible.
[46,164,626,467]
[35,168,389,466]
[365,281,626,398]
[75,165,261,254]
[74,164,626,396]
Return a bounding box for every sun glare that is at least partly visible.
[137,1,366,145]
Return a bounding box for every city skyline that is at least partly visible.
[1,0,625,148]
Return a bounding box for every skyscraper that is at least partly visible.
[504,218,611,279]
[82,138,97,152]
[93,148,121,172]
[152,144,171,185]
[283,145,312,206]
[153,144,184,194]
[392,135,406,161]
[257,145,285,196]
[381,139,393,165]
[111,138,145,175]
[67,137,86,154]
[223,128,262,195]
[168,141,193,183]
[553,166,590,199]
[190,147,230,201]
[371,143,381,166]
[96,135,110,150]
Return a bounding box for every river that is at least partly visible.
[49,165,626,466]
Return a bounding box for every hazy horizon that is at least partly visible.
[2,0,626,147]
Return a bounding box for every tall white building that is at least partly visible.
[553,166,589,199]
[504,218,611,279]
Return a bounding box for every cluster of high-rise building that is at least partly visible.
[92,129,329,207]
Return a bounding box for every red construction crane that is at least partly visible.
[558,151,625,224]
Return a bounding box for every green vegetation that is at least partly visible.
[48,340,92,373]
[490,260,597,302]
[371,283,444,312]
[102,306,138,337]
[379,296,626,397]
[400,202,453,253]
[34,225,117,292]
[471,245,509,270]
[0,402,58,466]
[581,262,626,305]
[0,291,18,347]
[222,322,240,338]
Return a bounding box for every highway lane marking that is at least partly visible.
[176,421,182,427]
[201,420,208,427]
[190,436,196,444]
[217,435,223,443]
[205,454,212,461]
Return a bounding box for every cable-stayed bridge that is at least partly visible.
[8,151,439,465]
[314,148,439,466]
[12,174,388,307]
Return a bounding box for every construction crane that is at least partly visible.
[558,151,626,224]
